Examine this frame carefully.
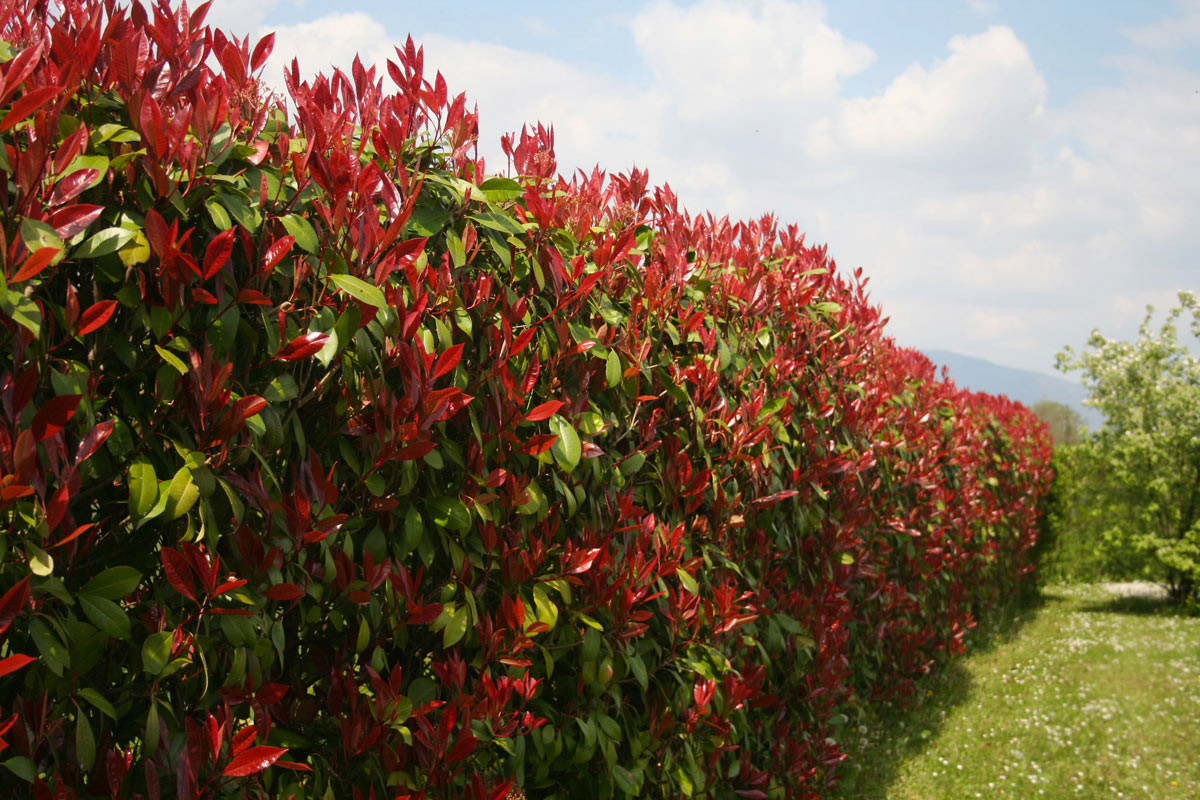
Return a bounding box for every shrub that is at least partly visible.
[1055,293,1200,600]
[0,1,1052,797]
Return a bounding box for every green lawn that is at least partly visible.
[833,584,1200,799]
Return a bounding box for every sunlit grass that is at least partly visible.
[833,583,1200,799]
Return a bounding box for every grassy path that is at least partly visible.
[832,584,1200,799]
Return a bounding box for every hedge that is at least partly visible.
[0,1,1052,798]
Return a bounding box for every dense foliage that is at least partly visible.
[1056,292,1200,601]
[0,1,1052,797]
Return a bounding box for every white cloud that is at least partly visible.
[832,27,1045,170]
[253,1,1200,376]
[1122,0,1200,51]
[631,0,874,120]
[262,12,394,88]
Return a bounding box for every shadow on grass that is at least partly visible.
[1077,593,1185,617]
[827,593,1044,800]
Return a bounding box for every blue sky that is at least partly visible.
[207,0,1200,378]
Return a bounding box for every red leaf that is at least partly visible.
[221,745,287,778]
[567,547,603,575]
[76,419,115,464]
[0,485,34,502]
[275,332,328,361]
[255,683,289,705]
[524,400,563,422]
[0,577,31,637]
[12,367,37,413]
[233,395,267,420]
[511,328,536,356]
[76,300,118,335]
[52,522,94,548]
[213,578,248,596]
[49,169,99,206]
[0,85,60,132]
[259,236,294,275]
[230,726,256,756]
[162,548,197,604]
[432,343,464,380]
[263,583,304,602]
[485,468,508,488]
[31,394,81,442]
[45,483,69,532]
[203,229,235,280]
[0,654,36,678]
[250,33,276,73]
[520,434,558,456]
[406,603,443,625]
[236,289,272,306]
[49,204,104,240]
[394,440,436,461]
[446,734,477,764]
[12,247,59,282]
[275,760,313,772]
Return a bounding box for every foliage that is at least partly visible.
[0,1,1052,798]
[1028,400,1084,446]
[1057,292,1200,600]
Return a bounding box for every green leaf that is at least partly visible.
[479,177,523,203]
[2,756,36,783]
[676,567,699,595]
[141,630,173,676]
[840,552,855,565]
[20,217,65,264]
[145,701,160,755]
[76,688,118,721]
[407,205,450,237]
[81,566,142,599]
[327,274,386,308]
[619,452,645,477]
[532,585,559,631]
[26,542,53,577]
[549,416,582,473]
[280,213,318,253]
[606,350,622,388]
[62,154,109,187]
[263,375,299,403]
[442,604,468,649]
[578,412,606,435]
[77,594,131,639]
[627,651,648,691]
[205,198,232,230]
[613,765,637,796]
[163,466,199,520]
[73,227,135,258]
[155,345,188,375]
[2,290,41,337]
[75,712,96,771]
[128,458,158,519]
[29,617,70,676]
[428,497,470,532]
[469,210,525,236]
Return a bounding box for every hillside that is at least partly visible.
[924,349,1102,429]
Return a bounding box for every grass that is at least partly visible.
[831,583,1200,799]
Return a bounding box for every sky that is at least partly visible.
[204,0,1200,378]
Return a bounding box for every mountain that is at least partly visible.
[922,349,1102,429]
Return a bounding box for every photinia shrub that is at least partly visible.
[0,1,1052,798]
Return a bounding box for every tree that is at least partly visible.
[1057,291,1200,601]
[1030,400,1086,446]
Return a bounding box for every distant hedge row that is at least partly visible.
[0,1,1052,797]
